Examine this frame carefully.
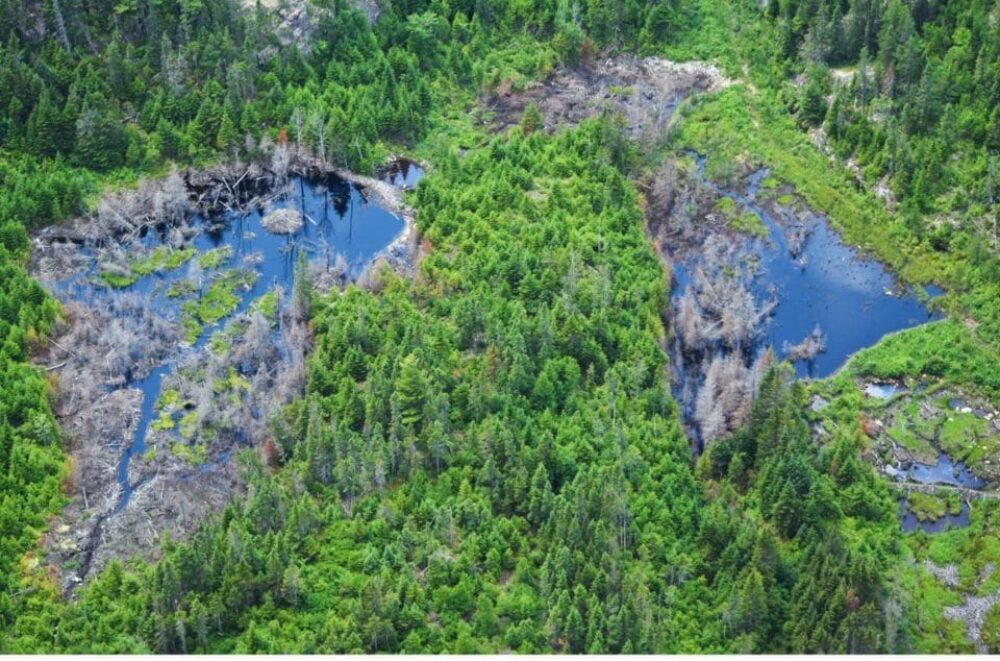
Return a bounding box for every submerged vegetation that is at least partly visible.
[0,0,997,654]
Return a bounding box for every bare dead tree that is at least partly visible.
[646,158,678,220]
[271,142,291,184]
[50,0,72,52]
[292,107,304,155]
[783,324,826,363]
[308,109,327,163]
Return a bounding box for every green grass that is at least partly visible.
[199,270,256,324]
[99,271,139,288]
[906,492,961,522]
[171,441,207,465]
[983,605,1000,653]
[711,197,768,238]
[178,412,199,440]
[250,289,280,320]
[150,412,176,432]
[846,320,1000,400]
[198,246,233,270]
[99,246,196,288]
[938,410,997,473]
[179,269,258,342]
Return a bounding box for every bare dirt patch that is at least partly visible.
[484,56,731,142]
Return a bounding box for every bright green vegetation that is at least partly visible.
[906,492,960,523]
[100,246,196,288]
[209,289,280,355]
[178,412,200,441]
[984,605,1000,654]
[938,408,999,477]
[849,321,1000,399]
[171,440,207,465]
[150,412,175,433]
[131,246,196,277]
[197,270,256,325]
[198,246,233,271]
[180,269,258,343]
[713,196,768,237]
[251,289,280,320]
[899,501,1000,653]
[0,240,65,636]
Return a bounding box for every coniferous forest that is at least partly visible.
[1,0,999,654]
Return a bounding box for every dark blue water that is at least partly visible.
[899,498,970,534]
[49,171,415,511]
[896,454,987,489]
[380,159,424,189]
[684,155,942,378]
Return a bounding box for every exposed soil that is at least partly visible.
[485,56,731,143]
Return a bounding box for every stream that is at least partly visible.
[47,166,422,512]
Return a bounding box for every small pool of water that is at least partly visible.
[864,382,908,400]
[899,498,970,534]
[895,454,987,489]
[47,170,418,511]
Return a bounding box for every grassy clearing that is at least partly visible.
[848,320,1000,400]
[906,492,961,522]
[250,289,280,320]
[938,410,998,474]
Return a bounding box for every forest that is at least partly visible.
[0,0,998,654]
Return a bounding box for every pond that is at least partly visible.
[864,382,909,400]
[45,167,421,512]
[892,453,988,490]
[683,155,942,379]
[666,155,944,447]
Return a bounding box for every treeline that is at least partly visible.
[0,0,689,177]
[0,216,63,634]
